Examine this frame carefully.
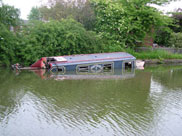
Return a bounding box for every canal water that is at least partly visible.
[0,65,182,136]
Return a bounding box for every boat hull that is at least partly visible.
[30,52,136,73]
[50,59,135,74]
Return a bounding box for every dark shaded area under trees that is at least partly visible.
[0,0,182,66]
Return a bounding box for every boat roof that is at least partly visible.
[49,52,135,65]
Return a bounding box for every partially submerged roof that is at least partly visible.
[31,52,136,68]
[52,52,135,64]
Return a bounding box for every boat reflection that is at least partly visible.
[33,68,135,80]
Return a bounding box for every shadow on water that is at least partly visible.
[0,66,182,136]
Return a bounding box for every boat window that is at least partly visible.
[77,63,113,74]
[77,66,89,72]
[50,66,65,73]
[125,62,132,69]
[58,67,64,72]
[103,64,112,72]
[47,58,56,62]
[123,61,133,73]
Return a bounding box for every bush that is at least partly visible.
[19,19,104,66]
[154,27,172,46]
[0,23,19,66]
[92,0,172,49]
[169,32,182,48]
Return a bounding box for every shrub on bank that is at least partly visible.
[18,19,104,66]
[169,32,182,48]
[154,27,172,47]
[0,24,19,66]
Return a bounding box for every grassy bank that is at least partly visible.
[126,49,182,60]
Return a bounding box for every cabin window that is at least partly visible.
[58,66,64,72]
[77,62,113,74]
[77,66,89,72]
[124,62,132,69]
[123,61,133,73]
[50,66,65,73]
[47,58,56,62]
[103,63,112,72]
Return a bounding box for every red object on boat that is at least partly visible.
[31,57,46,68]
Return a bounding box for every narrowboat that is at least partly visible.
[31,52,136,73]
[31,52,136,74]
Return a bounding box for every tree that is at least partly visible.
[171,8,182,32]
[91,0,173,50]
[39,0,96,30]
[28,7,42,21]
[0,3,20,27]
[0,23,19,66]
[169,32,182,48]
[0,1,21,66]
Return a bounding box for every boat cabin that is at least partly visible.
[31,52,136,73]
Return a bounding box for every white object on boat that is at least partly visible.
[136,60,145,69]
[53,57,67,61]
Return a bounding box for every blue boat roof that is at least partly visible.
[50,52,135,65]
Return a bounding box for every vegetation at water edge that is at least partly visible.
[1,0,182,66]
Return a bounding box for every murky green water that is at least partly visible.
[0,65,182,136]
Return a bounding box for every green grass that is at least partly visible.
[125,48,182,60]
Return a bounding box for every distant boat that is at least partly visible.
[31,52,136,73]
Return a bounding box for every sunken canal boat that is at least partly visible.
[30,52,136,74]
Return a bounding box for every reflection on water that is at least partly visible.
[32,67,135,80]
[0,66,182,136]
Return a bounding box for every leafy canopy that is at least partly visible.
[0,2,20,27]
[0,0,21,66]
[38,0,96,30]
[28,7,42,21]
[0,23,20,66]
[91,0,173,49]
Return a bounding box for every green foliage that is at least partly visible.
[170,8,182,33]
[39,0,96,30]
[0,24,19,66]
[0,1,21,66]
[157,8,182,47]
[19,19,104,66]
[169,32,182,48]
[0,3,20,27]
[154,26,172,46]
[92,0,172,49]
[28,7,42,21]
